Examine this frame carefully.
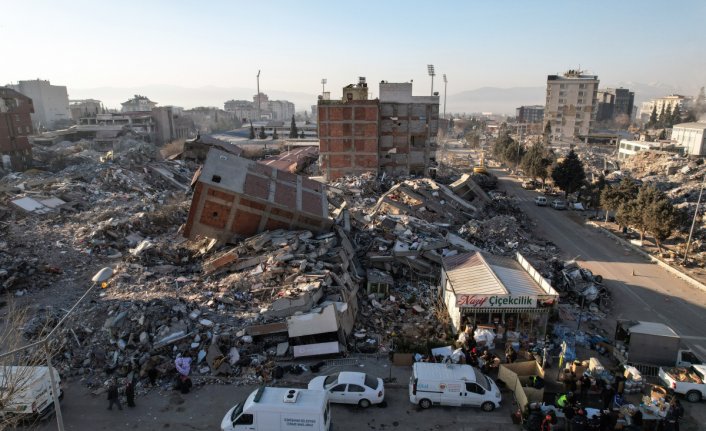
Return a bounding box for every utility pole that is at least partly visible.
[427,64,435,96]
[443,74,448,122]
[683,175,706,264]
[321,78,327,95]
[256,70,261,122]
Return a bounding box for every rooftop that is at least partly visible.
[673,122,706,130]
[442,251,550,297]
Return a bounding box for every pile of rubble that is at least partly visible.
[1,139,573,393]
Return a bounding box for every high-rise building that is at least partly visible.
[515,105,544,123]
[0,87,34,170]
[544,70,599,143]
[9,79,71,130]
[596,88,635,123]
[224,95,295,122]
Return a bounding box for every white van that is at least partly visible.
[409,362,501,411]
[0,366,63,421]
[221,387,331,431]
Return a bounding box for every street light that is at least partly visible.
[0,267,114,431]
[443,74,448,121]
[321,78,327,95]
[683,175,706,265]
[256,70,261,121]
[427,64,435,96]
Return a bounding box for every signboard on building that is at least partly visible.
[456,294,536,308]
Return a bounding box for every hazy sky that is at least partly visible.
[2,0,705,100]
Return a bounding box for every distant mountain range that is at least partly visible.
[70,82,701,116]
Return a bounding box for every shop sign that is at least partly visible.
[456,294,536,308]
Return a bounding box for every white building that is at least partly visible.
[618,140,662,159]
[544,71,599,144]
[9,79,71,130]
[121,95,157,112]
[672,122,706,155]
[639,95,693,123]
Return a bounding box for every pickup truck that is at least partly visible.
[659,365,706,402]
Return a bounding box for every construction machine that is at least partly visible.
[473,150,488,175]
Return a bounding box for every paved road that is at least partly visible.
[493,169,706,358]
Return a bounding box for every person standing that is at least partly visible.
[601,385,614,410]
[579,373,591,402]
[125,380,136,408]
[107,379,122,411]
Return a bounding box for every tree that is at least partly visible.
[648,106,658,127]
[249,121,255,139]
[658,129,667,140]
[658,105,666,128]
[492,131,514,162]
[520,141,550,183]
[601,178,639,222]
[289,115,298,138]
[644,197,681,254]
[664,104,673,127]
[671,104,682,126]
[258,126,266,139]
[587,175,607,217]
[551,150,586,198]
[543,122,552,144]
[299,130,305,139]
[272,128,279,140]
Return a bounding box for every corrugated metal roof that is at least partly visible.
[443,251,546,297]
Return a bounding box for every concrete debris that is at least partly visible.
[0,139,575,395]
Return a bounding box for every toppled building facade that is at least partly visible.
[184,148,331,242]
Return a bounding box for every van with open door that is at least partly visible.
[409,362,501,411]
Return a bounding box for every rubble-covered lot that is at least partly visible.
[1,138,586,397]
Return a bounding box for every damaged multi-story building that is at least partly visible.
[317,77,439,180]
[0,87,34,171]
[183,148,331,242]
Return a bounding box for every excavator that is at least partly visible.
[473,150,488,175]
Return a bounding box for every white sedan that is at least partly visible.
[307,371,384,408]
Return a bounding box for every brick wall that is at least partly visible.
[318,100,379,180]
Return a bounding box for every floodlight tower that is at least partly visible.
[427,64,435,96]
[443,74,448,120]
[321,78,327,95]
[256,70,261,121]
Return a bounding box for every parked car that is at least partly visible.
[307,372,384,408]
[659,365,706,402]
[534,196,548,206]
[551,200,567,210]
[522,179,539,190]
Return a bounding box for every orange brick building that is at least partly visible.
[317,78,439,181]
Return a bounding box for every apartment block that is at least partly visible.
[596,88,635,122]
[544,70,599,143]
[317,78,379,180]
[379,82,439,177]
[515,105,544,123]
[9,79,71,130]
[0,87,34,170]
[639,95,693,123]
[184,148,331,242]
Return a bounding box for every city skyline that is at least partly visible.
[3,0,705,113]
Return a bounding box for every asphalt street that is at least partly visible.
[493,169,706,358]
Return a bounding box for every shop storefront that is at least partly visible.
[442,251,558,344]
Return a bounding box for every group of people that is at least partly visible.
[106,378,136,411]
